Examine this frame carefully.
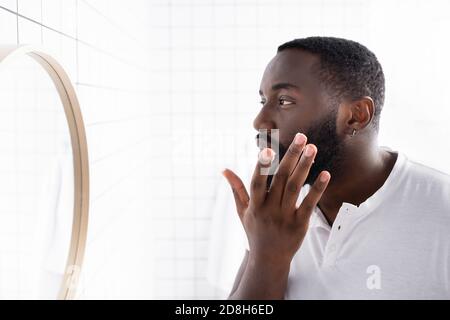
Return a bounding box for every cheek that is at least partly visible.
[278,131,298,150]
[278,115,307,143]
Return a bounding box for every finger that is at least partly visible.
[267,133,307,204]
[282,143,317,209]
[222,169,250,220]
[250,148,275,207]
[295,171,331,224]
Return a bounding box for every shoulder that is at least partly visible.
[402,155,450,197]
[395,154,450,222]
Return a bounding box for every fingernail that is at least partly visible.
[320,172,330,183]
[304,145,315,157]
[294,133,306,145]
[259,148,275,165]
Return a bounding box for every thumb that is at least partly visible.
[222,168,250,220]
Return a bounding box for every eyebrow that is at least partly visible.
[259,82,299,95]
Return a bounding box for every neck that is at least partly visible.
[317,140,397,225]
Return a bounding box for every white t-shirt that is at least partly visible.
[287,150,450,299]
[207,149,450,299]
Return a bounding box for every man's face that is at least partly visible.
[255,49,345,186]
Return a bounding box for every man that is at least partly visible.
[222,37,450,299]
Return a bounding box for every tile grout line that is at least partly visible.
[40,0,43,44]
[0,5,149,73]
[16,0,19,44]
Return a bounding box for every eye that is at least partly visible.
[260,99,266,105]
[279,97,294,106]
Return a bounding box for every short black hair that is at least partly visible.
[278,37,385,131]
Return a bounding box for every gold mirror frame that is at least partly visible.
[0,45,89,300]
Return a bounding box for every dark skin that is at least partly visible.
[222,49,398,299]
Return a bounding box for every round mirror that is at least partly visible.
[0,46,89,300]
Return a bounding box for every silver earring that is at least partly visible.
[351,129,357,136]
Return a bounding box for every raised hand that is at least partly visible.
[223,133,331,264]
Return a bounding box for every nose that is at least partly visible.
[253,106,276,132]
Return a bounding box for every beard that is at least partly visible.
[267,109,344,189]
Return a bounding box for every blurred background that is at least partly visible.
[0,0,449,299]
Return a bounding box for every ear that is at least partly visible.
[339,96,375,135]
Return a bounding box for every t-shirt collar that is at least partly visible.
[309,148,407,228]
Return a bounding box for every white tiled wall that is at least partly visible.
[0,0,157,299]
[0,0,240,300]
[1,0,450,300]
